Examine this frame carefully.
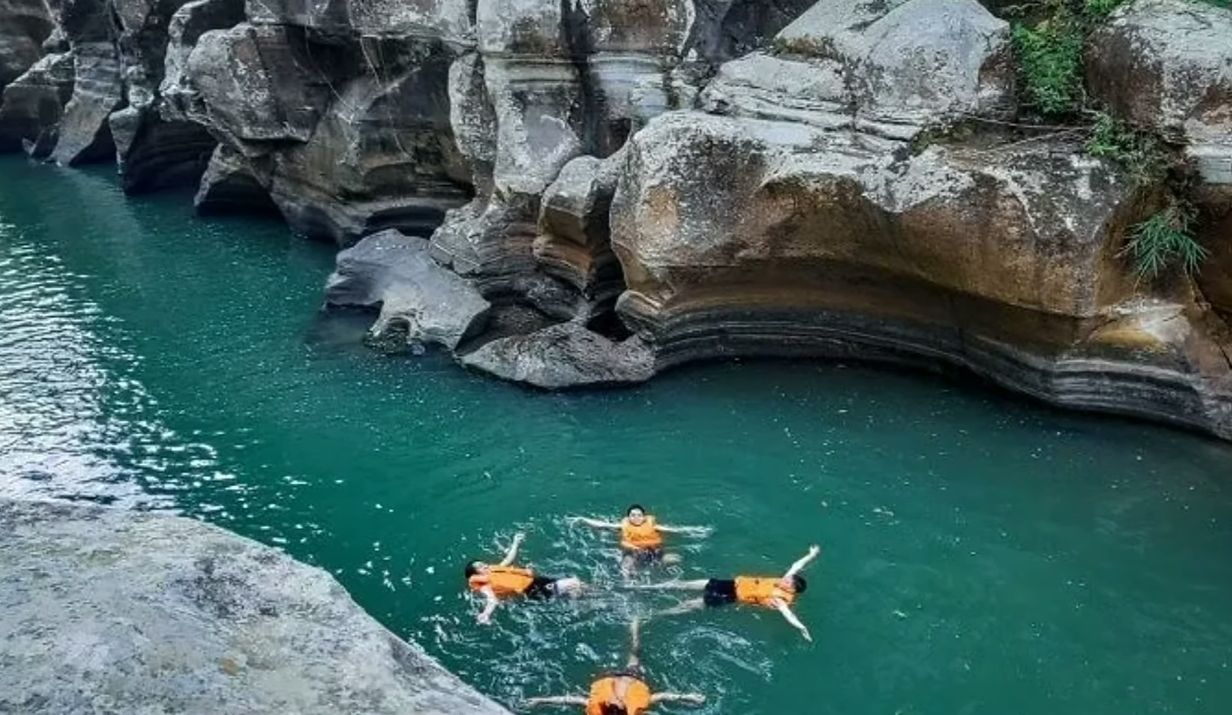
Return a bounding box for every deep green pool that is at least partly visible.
[2,156,1231,714]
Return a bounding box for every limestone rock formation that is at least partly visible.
[1087,0,1232,185]
[0,0,54,90]
[609,107,1232,438]
[711,0,1014,137]
[461,321,656,388]
[0,50,73,153]
[325,229,492,352]
[1085,0,1232,329]
[534,151,626,314]
[0,498,509,714]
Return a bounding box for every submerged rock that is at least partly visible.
[461,321,656,388]
[325,229,492,352]
[0,498,509,715]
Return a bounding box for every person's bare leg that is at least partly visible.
[658,597,706,617]
[626,579,709,591]
[621,553,637,579]
[626,617,642,669]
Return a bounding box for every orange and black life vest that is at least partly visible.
[620,516,662,551]
[734,576,796,607]
[468,565,535,598]
[587,676,652,715]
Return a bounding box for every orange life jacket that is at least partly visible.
[735,576,796,607]
[468,565,535,598]
[620,516,662,551]
[587,676,653,715]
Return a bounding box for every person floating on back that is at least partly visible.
[570,504,711,576]
[525,617,705,714]
[465,532,584,624]
[633,544,821,641]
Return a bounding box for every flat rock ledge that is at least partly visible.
[0,498,510,715]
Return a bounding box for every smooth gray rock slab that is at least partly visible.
[461,321,655,388]
[0,498,510,715]
[325,229,492,351]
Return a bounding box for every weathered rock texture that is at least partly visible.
[0,498,510,714]
[326,229,491,352]
[0,0,54,91]
[1,0,1231,439]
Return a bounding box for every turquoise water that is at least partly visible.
[1,156,1231,714]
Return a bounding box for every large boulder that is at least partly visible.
[461,321,656,388]
[0,498,509,715]
[610,110,1232,439]
[1087,0,1232,185]
[325,230,492,351]
[707,0,1014,138]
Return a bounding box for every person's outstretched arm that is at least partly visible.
[655,524,712,537]
[499,532,525,566]
[568,516,622,530]
[773,599,812,642]
[784,544,821,579]
[476,586,500,625]
[524,695,587,708]
[650,693,706,706]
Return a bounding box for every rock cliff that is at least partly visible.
[0,0,1230,439]
[0,498,510,715]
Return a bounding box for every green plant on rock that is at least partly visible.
[1084,0,1127,19]
[1012,4,1086,116]
[1084,112,1167,186]
[1124,202,1208,279]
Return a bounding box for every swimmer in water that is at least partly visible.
[524,617,706,714]
[465,532,585,624]
[634,544,820,641]
[570,505,712,576]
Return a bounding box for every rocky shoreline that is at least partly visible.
[1,0,1230,439]
[0,498,510,714]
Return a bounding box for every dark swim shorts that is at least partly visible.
[525,576,560,600]
[626,547,664,565]
[702,578,737,607]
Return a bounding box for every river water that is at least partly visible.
[1,156,1231,714]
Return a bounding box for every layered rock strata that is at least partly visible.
[0,498,509,715]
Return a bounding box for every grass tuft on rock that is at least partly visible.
[1123,202,1207,279]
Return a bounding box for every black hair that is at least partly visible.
[600,704,629,715]
[626,504,646,516]
[792,574,808,594]
[464,561,482,579]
